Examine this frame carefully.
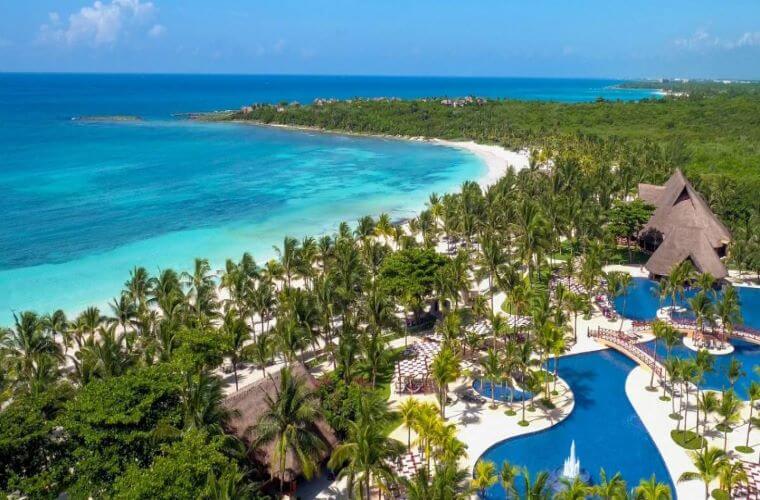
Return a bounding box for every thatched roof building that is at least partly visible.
[222,363,338,484]
[638,169,731,279]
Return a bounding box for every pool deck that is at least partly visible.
[627,366,760,499]
[446,375,574,470]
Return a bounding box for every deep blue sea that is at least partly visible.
[0,74,656,324]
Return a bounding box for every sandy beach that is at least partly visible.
[428,139,530,188]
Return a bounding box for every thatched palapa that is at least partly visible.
[222,363,338,484]
[638,169,731,279]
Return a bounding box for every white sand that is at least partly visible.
[428,139,531,189]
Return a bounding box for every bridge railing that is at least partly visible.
[589,327,664,378]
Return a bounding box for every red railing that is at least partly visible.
[627,317,760,345]
[589,327,664,378]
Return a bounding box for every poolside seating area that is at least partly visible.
[594,294,618,320]
[460,387,487,404]
[550,275,588,296]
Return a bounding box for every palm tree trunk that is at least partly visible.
[573,313,578,344]
[748,404,755,447]
[233,359,239,392]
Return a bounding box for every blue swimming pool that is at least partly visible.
[615,278,760,399]
[645,338,760,400]
[473,379,532,402]
[477,349,674,498]
[613,278,760,330]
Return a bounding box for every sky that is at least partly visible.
[0,0,758,79]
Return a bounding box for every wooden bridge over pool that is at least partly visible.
[588,327,665,379]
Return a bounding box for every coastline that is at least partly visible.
[225,119,529,189]
[0,121,520,324]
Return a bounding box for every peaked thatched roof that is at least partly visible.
[222,363,338,483]
[638,169,731,278]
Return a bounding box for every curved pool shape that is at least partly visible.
[473,379,532,402]
[614,278,760,330]
[477,349,675,498]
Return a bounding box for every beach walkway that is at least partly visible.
[588,327,665,379]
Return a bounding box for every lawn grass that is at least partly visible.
[671,429,706,449]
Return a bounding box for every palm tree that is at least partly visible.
[2,311,62,385]
[715,285,741,345]
[125,266,153,311]
[182,258,219,323]
[678,447,727,499]
[698,391,720,438]
[108,293,138,335]
[375,212,394,241]
[726,358,744,392]
[556,477,591,500]
[181,370,232,433]
[250,367,327,492]
[594,468,627,499]
[717,390,743,451]
[360,330,389,389]
[566,293,587,344]
[273,315,307,364]
[221,310,250,392]
[76,306,104,344]
[649,320,668,389]
[617,272,632,331]
[202,463,257,500]
[517,466,550,500]
[328,407,404,499]
[274,236,299,288]
[402,461,468,500]
[398,398,420,451]
[746,381,760,448]
[480,348,502,408]
[477,232,507,312]
[634,474,672,499]
[718,460,748,499]
[669,260,694,306]
[430,346,460,418]
[499,459,520,498]
[80,323,134,379]
[604,271,625,328]
[689,291,714,344]
[471,460,497,497]
[247,330,273,378]
[42,309,68,349]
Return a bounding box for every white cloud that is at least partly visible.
[675,29,760,51]
[148,23,166,38]
[38,0,158,46]
[730,31,760,49]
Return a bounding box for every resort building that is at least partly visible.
[222,363,338,493]
[637,169,731,279]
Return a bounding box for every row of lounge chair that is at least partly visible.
[594,294,618,320]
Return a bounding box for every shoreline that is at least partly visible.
[0,122,522,325]
[216,119,529,189]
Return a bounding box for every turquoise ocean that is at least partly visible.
[0,74,656,324]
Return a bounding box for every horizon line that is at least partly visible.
[0,70,680,81]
